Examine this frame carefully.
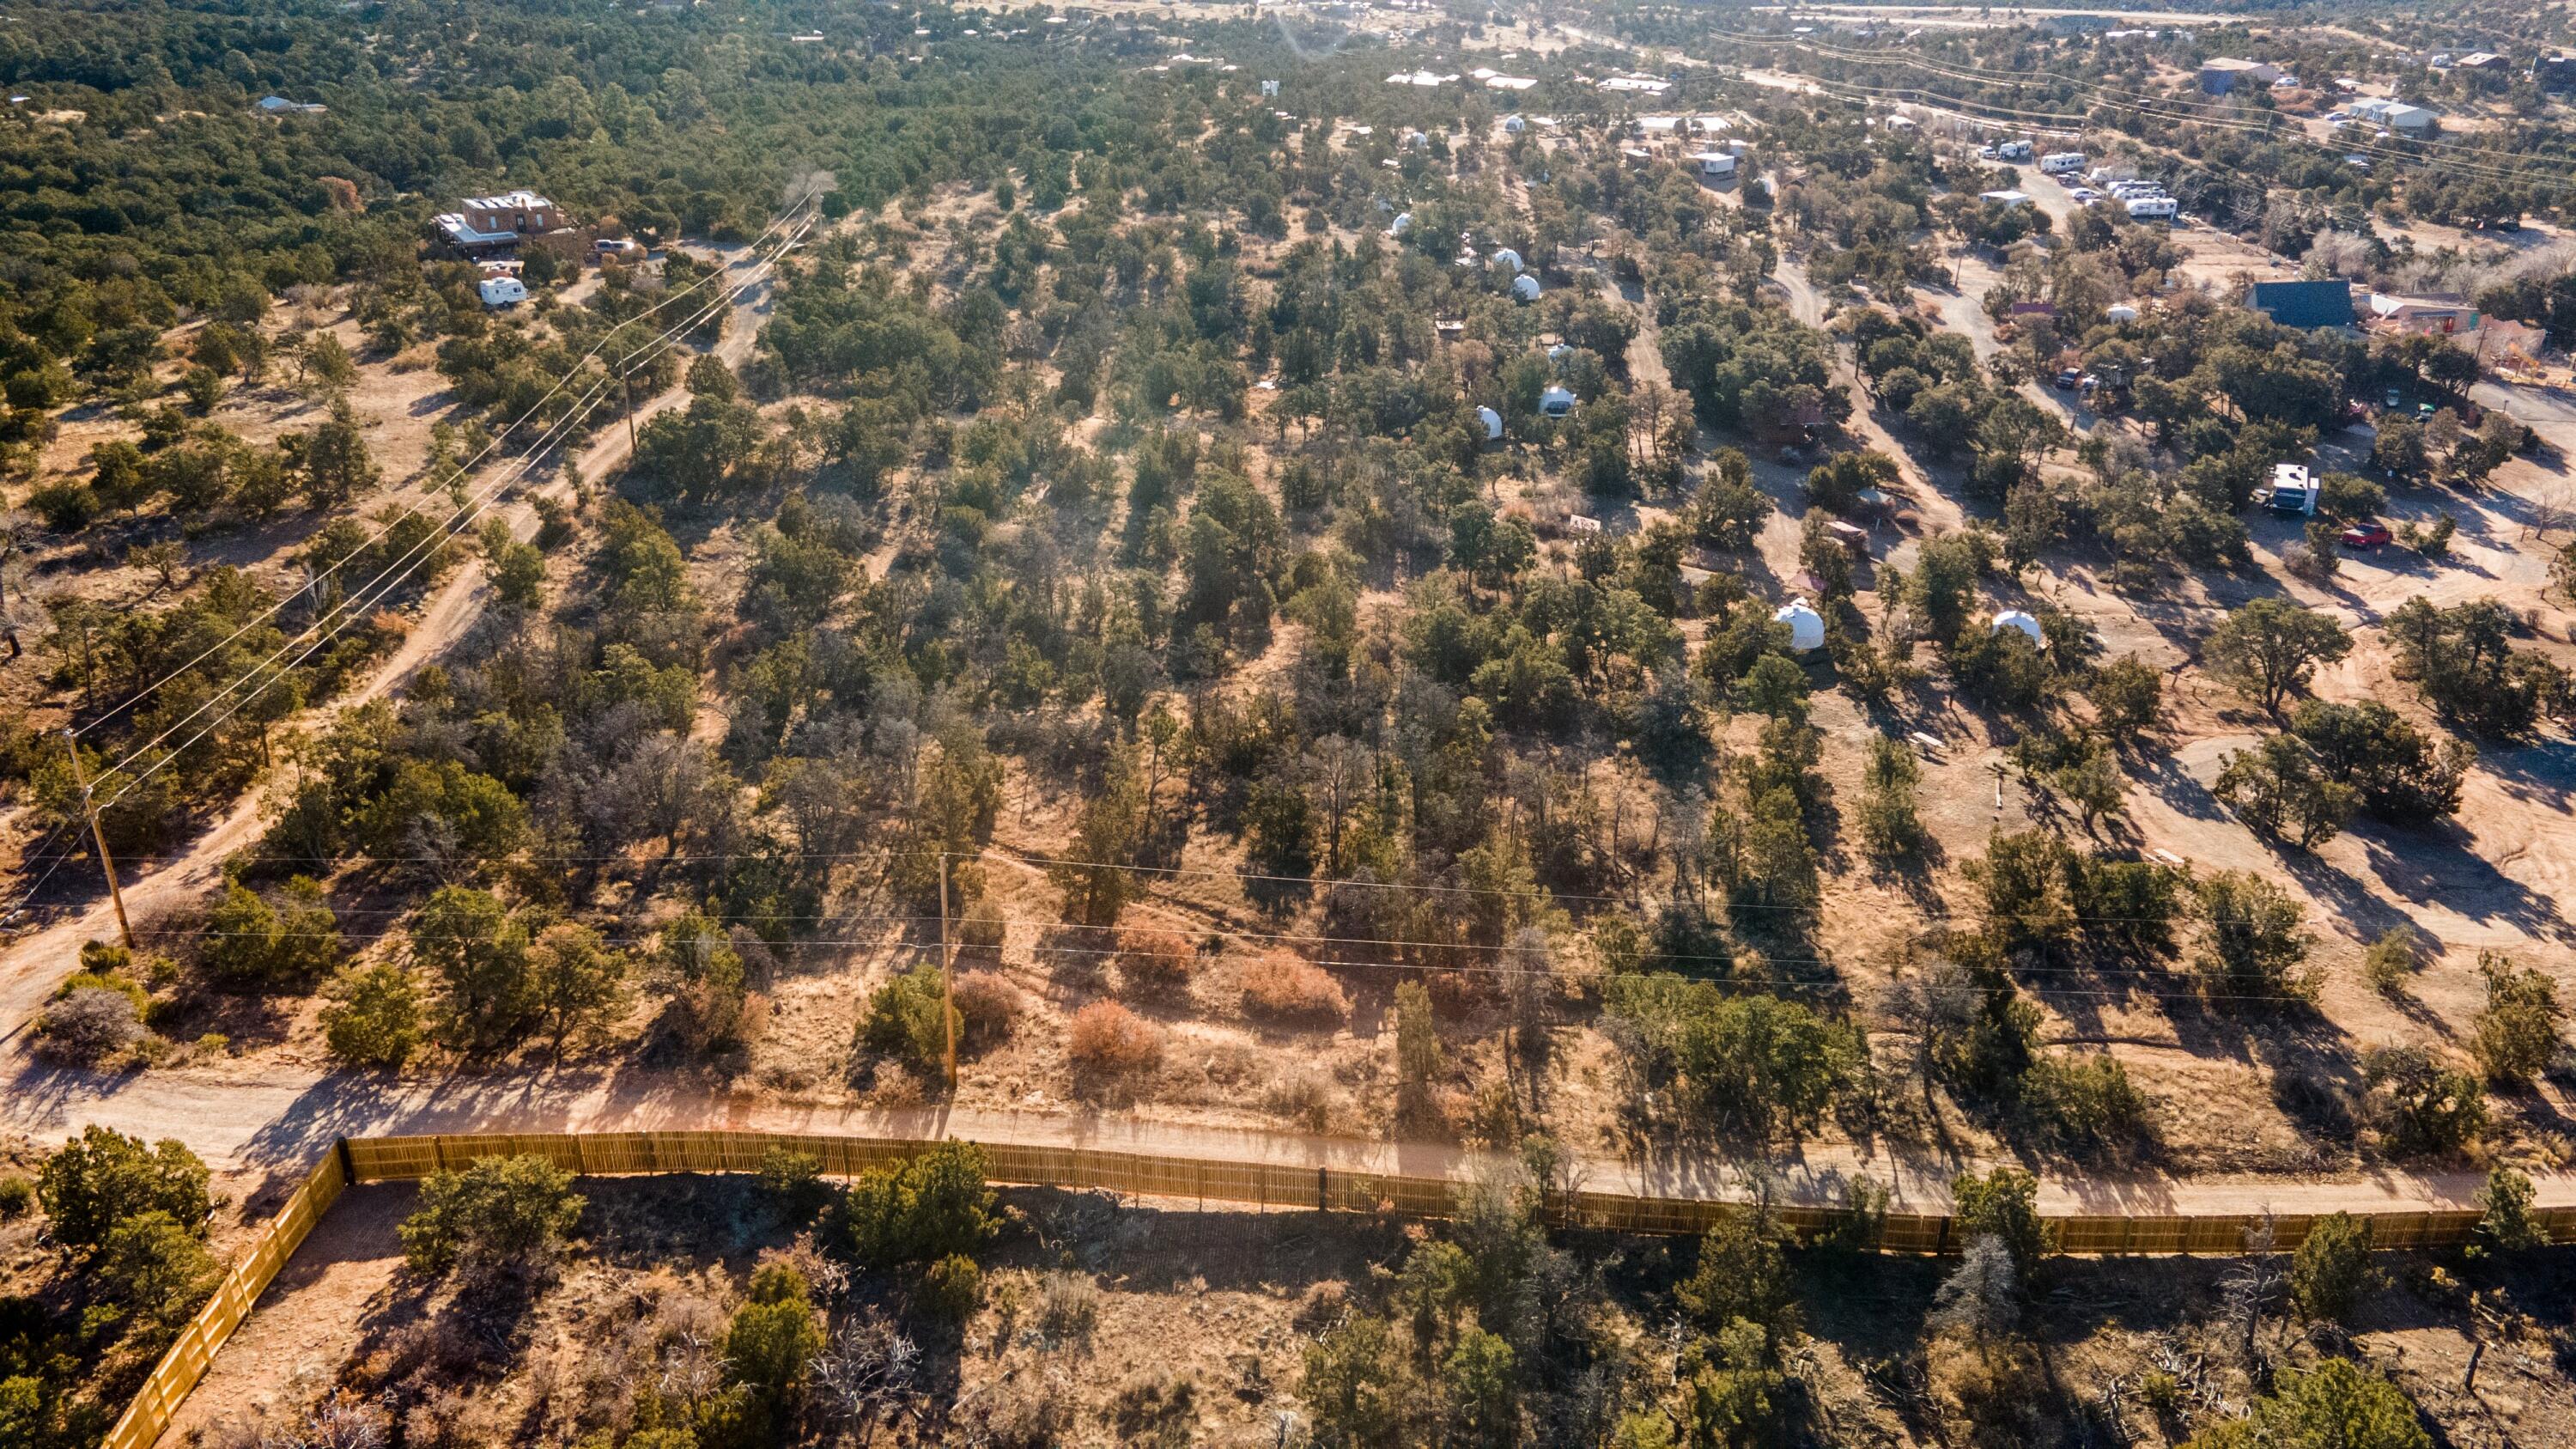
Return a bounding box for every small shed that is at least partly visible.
[1477,406,1504,441]
[1540,385,1577,417]
[1775,600,1826,653]
[1825,521,1870,556]
[1992,610,2044,644]
[1513,274,1542,302]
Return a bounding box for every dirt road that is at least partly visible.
[0,241,785,1049]
[6,1051,2572,1221]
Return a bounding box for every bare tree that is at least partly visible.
[1932,1233,2021,1344]
[2221,1212,2286,1370]
[1505,926,1558,1107]
[815,1315,920,1429]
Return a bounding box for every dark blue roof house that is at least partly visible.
[2248,279,2356,330]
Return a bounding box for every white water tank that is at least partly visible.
[1775,599,1826,653]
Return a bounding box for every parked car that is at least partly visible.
[2340,522,2392,550]
[2385,386,2403,408]
[2069,186,2100,202]
[2054,368,2082,389]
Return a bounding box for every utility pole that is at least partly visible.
[620,368,639,455]
[61,729,132,951]
[938,851,957,1090]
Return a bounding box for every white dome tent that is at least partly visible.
[1504,113,1528,133]
[1774,599,1826,653]
[1477,405,1504,441]
[1992,610,2044,644]
[1389,211,1412,237]
[1512,274,1542,301]
[1540,385,1577,417]
[1490,247,1524,273]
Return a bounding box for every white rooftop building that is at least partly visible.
[1775,600,1826,653]
[434,190,570,252]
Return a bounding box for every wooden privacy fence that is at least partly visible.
[106,1129,2576,1448]
[105,1154,346,1449]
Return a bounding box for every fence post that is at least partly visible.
[334,1138,355,1186]
[1317,1166,1328,1213]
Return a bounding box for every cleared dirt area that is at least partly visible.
[172,1170,2576,1449]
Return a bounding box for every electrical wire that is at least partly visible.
[74,209,824,820]
[104,921,2359,1005]
[67,187,826,743]
[84,204,822,794]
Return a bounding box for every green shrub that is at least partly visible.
[2475,1166,2545,1257]
[2290,1212,2378,1324]
[320,964,423,1068]
[2360,1046,2486,1157]
[2019,1052,2151,1157]
[723,1263,823,1422]
[27,479,98,532]
[756,1147,826,1219]
[828,1141,999,1269]
[98,1209,223,1330]
[1677,1210,1799,1346]
[863,962,953,1069]
[1952,1167,2052,1285]
[2470,953,2561,1087]
[920,1252,985,1326]
[0,1178,33,1218]
[2190,1359,2427,1449]
[2360,927,2420,996]
[35,1126,211,1251]
[399,1155,585,1281]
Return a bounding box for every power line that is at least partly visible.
[108,922,2353,1005]
[66,192,824,745]
[14,838,2571,950]
[73,210,824,823]
[83,205,822,795]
